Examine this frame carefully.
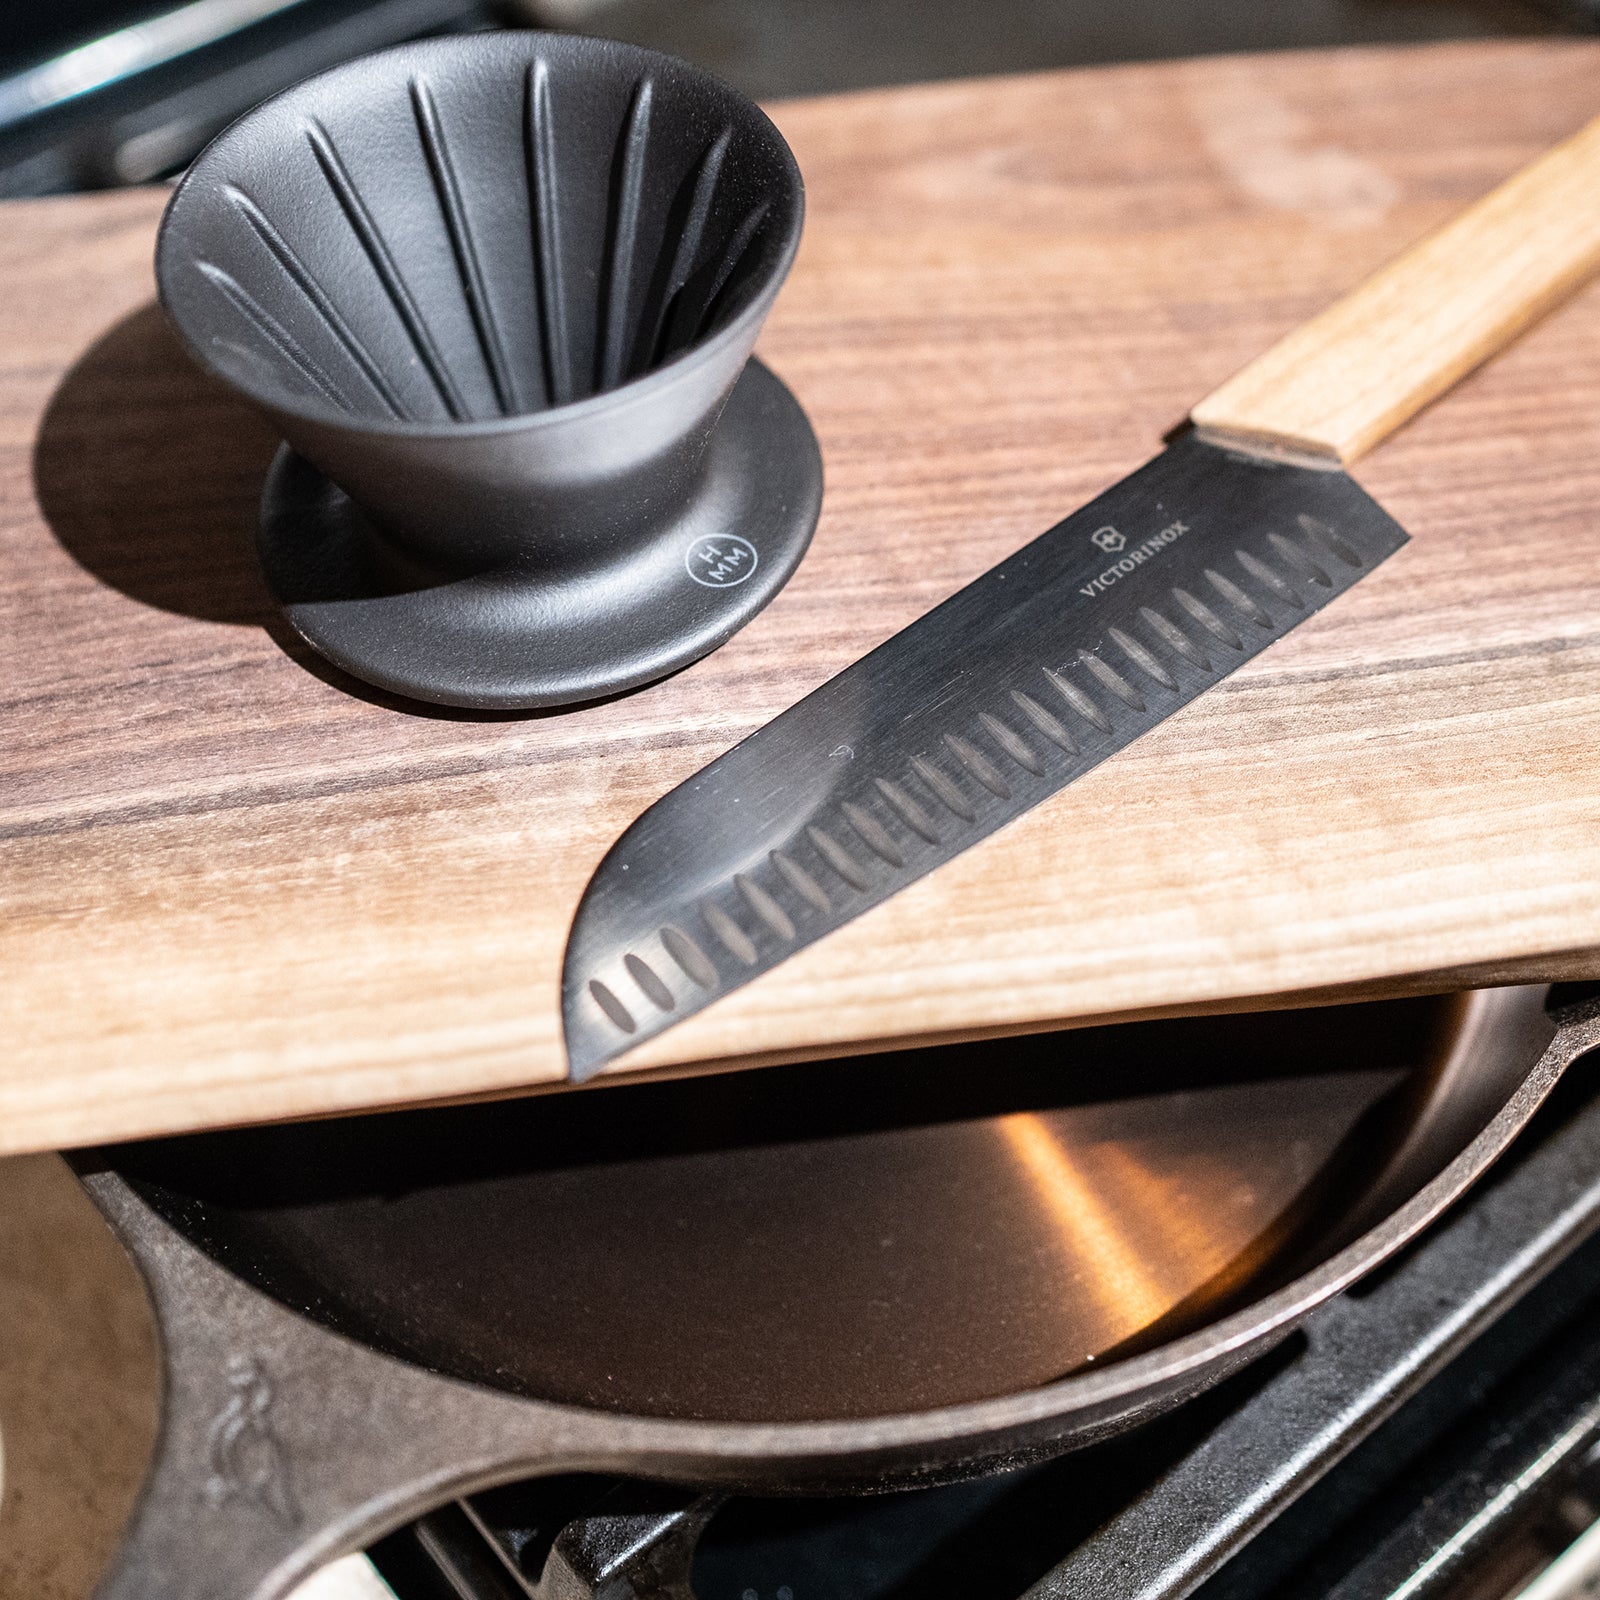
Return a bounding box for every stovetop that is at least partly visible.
[298,987,1600,1600]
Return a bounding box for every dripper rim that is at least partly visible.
[154,29,806,441]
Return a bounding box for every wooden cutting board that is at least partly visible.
[5,38,1600,1157]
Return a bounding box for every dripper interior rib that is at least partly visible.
[173,37,799,425]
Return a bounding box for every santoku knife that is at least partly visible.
[562,109,1600,1081]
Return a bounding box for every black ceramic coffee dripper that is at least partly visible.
[156,32,821,709]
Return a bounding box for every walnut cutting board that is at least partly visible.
[5,39,1600,1157]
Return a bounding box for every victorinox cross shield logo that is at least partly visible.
[1091,526,1126,553]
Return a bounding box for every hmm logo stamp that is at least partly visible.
[686,534,759,588]
[1091,526,1126,553]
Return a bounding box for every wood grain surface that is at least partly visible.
[4,39,1600,1155]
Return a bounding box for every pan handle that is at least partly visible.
[78,1172,667,1600]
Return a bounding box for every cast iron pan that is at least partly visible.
[77,984,1600,1599]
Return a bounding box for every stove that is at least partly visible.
[273,986,1600,1600]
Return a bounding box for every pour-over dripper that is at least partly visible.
[156,31,821,709]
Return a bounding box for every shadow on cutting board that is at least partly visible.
[33,303,280,626]
[31,304,533,719]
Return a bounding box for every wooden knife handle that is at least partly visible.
[1189,111,1600,464]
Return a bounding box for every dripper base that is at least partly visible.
[257,359,822,710]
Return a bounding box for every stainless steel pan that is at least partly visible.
[75,985,1600,1600]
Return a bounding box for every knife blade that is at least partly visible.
[562,108,1600,1082]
